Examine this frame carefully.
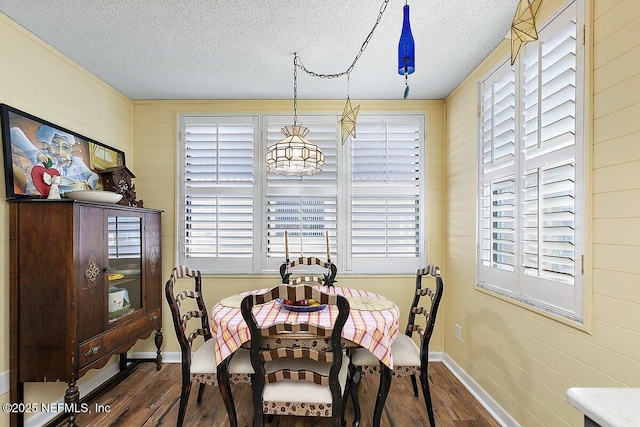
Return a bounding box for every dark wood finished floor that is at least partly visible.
[57,362,500,426]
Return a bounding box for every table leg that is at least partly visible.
[217,357,238,427]
[373,361,392,427]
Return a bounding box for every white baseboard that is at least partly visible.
[129,351,181,363]
[442,353,521,427]
[3,352,519,427]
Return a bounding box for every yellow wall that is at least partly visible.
[131,99,446,354]
[0,12,133,426]
[444,0,640,426]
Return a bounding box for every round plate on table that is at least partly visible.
[277,299,327,312]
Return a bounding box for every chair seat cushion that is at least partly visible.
[351,334,420,368]
[191,338,218,374]
[228,348,253,383]
[228,347,253,374]
[191,340,253,385]
[390,334,421,366]
[263,353,349,405]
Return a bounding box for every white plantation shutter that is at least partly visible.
[264,116,338,271]
[481,64,516,174]
[477,0,583,321]
[349,116,424,273]
[177,113,425,274]
[522,164,575,282]
[520,2,580,313]
[481,178,516,270]
[178,115,258,272]
[479,61,517,289]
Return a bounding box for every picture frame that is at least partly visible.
[0,104,125,200]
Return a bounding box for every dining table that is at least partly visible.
[210,285,400,427]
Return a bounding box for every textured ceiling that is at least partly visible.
[0,0,516,100]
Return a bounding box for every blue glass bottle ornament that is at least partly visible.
[398,4,415,76]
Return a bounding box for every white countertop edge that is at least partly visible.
[566,387,640,427]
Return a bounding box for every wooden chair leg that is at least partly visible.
[217,358,239,427]
[410,373,419,397]
[420,369,435,427]
[373,364,392,427]
[177,378,192,427]
[341,368,351,427]
[196,382,206,403]
[251,376,265,427]
[349,365,363,427]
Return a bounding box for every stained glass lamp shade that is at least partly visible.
[265,125,325,176]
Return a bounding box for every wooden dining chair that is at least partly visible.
[165,266,252,427]
[240,284,350,427]
[280,256,338,287]
[349,265,444,427]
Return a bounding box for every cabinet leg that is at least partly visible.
[154,328,163,370]
[10,380,24,427]
[119,353,128,371]
[64,382,80,427]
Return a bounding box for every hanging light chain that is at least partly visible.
[293,53,298,125]
[295,0,391,80]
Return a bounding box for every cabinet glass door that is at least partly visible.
[107,215,142,322]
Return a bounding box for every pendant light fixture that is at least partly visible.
[266,0,394,175]
[398,0,415,99]
[266,54,325,176]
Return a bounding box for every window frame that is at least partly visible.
[177,114,261,273]
[476,0,586,324]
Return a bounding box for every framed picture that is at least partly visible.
[1,104,125,200]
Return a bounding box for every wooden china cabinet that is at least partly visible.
[9,199,163,426]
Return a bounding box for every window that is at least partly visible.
[264,116,339,271]
[178,115,259,272]
[178,113,426,274]
[477,0,584,322]
[349,117,424,273]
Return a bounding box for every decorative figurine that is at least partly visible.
[43,172,61,199]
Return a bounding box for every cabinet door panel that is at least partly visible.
[143,212,162,311]
[107,213,143,323]
[76,206,107,342]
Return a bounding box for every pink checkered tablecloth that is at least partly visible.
[210,286,400,368]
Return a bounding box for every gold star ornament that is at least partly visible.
[511,0,543,65]
[339,97,360,145]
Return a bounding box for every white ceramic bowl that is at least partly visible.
[64,190,123,204]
